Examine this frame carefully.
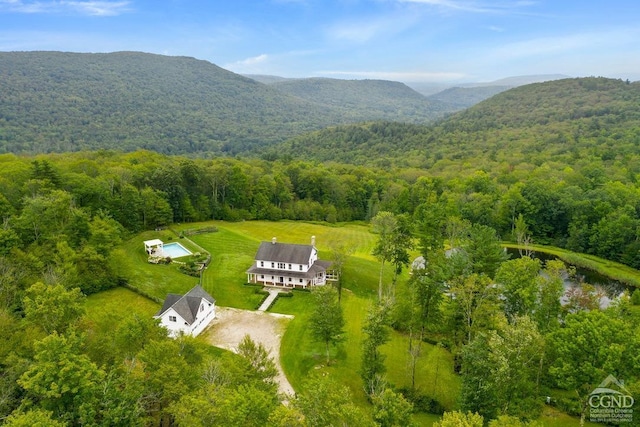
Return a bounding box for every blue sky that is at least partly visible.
[1,0,639,83]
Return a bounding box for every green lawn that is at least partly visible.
[83,286,160,320]
[112,229,203,299]
[107,220,605,426]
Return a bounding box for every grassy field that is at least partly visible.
[84,286,160,319]
[108,220,599,426]
[112,229,203,299]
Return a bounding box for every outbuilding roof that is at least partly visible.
[156,285,215,325]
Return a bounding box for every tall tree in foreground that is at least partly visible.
[371,387,414,427]
[309,285,345,364]
[548,310,640,426]
[448,273,501,346]
[494,256,541,318]
[329,239,354,302]
[237,334,278,388]
[534,259,565,332]
[22,282,85,334]
[360,302,390,396]
[372,211,397,300]
[465,224,508,278]
[433,411,484,427]
[294,374,373,427]
[17,332,105,426]
[461,316,544,421]
[388,213,414,287]
[372,211,414,300]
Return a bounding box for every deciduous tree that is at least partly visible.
[309,285,345,364]
[360,302,390,396]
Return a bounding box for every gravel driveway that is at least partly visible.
[202,307,295,396]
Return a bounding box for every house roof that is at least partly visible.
[254,241,315,264]
[156,285,215,325]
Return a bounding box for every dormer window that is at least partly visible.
[169,316,177,322]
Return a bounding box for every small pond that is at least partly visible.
[506,248,631,309]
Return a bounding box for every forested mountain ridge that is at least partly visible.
[425,85,511,110]
[272,77,640,167]
[0,51,350,154]
[266,77,452,122]
[0,51,449,155]
[448,76,640,130]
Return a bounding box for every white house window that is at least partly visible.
[288,264,292,269]
[169,316,177,322]
[288,277,292,282]
[260,275,264,279]
[299,265,303,271]
[200,304,205,312]
[278,262,286,269]
[271,262,275,268]
[260,261,264,267]
[299,279,303,283]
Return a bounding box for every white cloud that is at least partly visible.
[487,25,505,32]
[326,13,420,43]
[0,0,131,16]
[490,27,640,61]
[397,0,537,14]
[224,54,271,73]
[236,53,269,66]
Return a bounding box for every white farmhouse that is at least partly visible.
[155,285,216,337]
[246,236,334,289]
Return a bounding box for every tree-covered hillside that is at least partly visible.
[425,85,511,110]
[268,77,453,122]
[0,51,450,155]
[272,77,640,168]
[0,51,362,155]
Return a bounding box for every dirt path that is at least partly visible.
[202,307,295,396]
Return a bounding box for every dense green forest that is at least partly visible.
[2,53,640,425]
[0,52,450,155]
[1,151,639,426]
[266,77,451,121]
[275,77,640,167]
[424,85,511,110]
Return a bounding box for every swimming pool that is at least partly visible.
[162,242,192,258]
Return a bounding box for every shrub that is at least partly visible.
[397,387,445,414]
[550,396,582,417]
[254,289,271,310]
[631,289,640,305]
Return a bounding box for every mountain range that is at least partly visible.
[0,51,447,155]
[0,51,636,164]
